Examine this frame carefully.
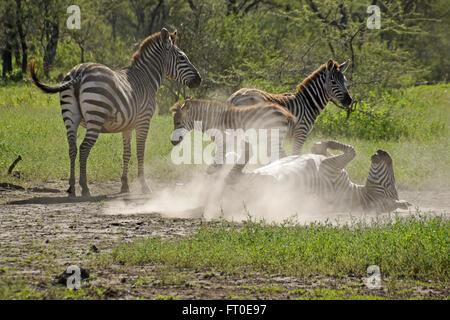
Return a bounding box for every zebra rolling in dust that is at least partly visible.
[227,59,353,155]
[30,28,201,197]
[234,140,411,213]
[170,99,296,180]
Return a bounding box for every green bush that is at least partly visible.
[314,84,449,141]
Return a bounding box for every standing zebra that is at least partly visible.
[170,99,295,179]
[227,59,353,155]
[30,28,201,197]
[240,140,411,212]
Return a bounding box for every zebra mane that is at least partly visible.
[129,31,178,65]
[170,99,294,121]
[170,99,228,114]
[295,60,340,93]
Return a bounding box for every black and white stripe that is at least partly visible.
[30,28,201,197]
[244,141,410,212]
[227,59,352,155]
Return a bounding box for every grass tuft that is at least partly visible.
[112,214,449,281]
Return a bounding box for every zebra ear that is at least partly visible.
[172,30,178,44]
[161,28,172,48]
[339,60,350,73]
[326,59,335,72]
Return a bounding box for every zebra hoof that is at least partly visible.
[120,185,130,194]
[120,187,130,193]
[81,189,91,197]
[141,185,152,194]
[67,186,76,197]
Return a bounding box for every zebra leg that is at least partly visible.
[292,128,307,155]
[321,141,356,171]
[268,129,287,160]
[311,141,331,156]
[206,133,225,174]
[64,112,81,197]
[120,130,132,194]
[226,141,252,184]
[278,138,287,159]
[135,120,151,194]
[79,126,101,197]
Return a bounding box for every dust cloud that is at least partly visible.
[103,163,338,224]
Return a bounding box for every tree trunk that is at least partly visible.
[80,45,85,63]
[16,0,28,74]
[43,20,59,78]
[2,43,13,79]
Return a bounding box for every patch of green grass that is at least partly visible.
[315,84,450,141]
[112,214,449,282]
[0,275,115,300]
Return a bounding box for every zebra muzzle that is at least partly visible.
[171,137,183,146]
[342,94,353,107]
[187,75,201,88]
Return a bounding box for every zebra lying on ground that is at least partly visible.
[227,59,353,155]
[30,28,201,197]
[170,98,296,178]
[237,140,411,212]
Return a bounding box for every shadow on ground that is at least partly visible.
[6,195,110,205]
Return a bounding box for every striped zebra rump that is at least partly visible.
[60,63,139,134]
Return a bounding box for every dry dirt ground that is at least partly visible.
[0,181,448,300]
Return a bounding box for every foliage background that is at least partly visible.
[1,0,449,113]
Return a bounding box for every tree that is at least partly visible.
[35,0,64,78]
[1,0,16,79]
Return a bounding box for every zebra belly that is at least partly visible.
[101,116,132,133]
[250,154,324,188]
[79,115,134,133]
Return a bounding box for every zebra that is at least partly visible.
[227,59,353,155]
[170,98,296,179]
[29,28,201,197]
[239,140,411,212]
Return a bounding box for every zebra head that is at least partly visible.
[170,100,193,146]
[161,28,202,89]
[325,59,353,109]
[365,149,410,210]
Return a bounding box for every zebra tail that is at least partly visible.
[29,60,81,94]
